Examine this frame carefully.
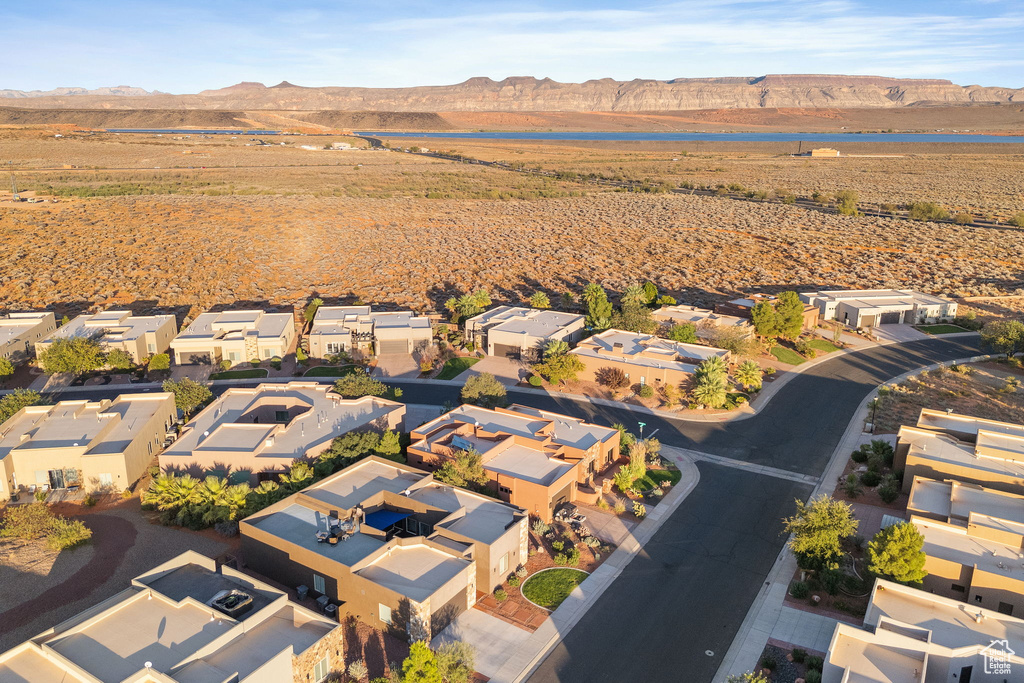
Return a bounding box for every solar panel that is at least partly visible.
[451,435,474,452]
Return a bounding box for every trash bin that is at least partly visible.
[324,603,338,621]
[296,585,309,601]
[316,595,330,613]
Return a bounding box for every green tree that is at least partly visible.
[560,291,575,309]
[333,372,389,398]
[533,353,584,384]
[582,283,612,330]
[692,375,728,409]
[435,448,488,488]
[401,641,441,683]
[610,303,657,334]
[783,494,859,571]
[734,360,763,390]
[304,297,323,323]
[38,337,105,374]
[980,319,1024,360]
[666,323,698,344]
[641,281,658,305]
[106,348,134,370]
[835,189,859,216]
[162,378,212,418]
[529,291,551,309]
[148,353,170,371]
[775,291,805,340]
[867,522,928,584]
[0,357,13,380]
[543,339,569,358]
[695,356,728,383]
[375,430,403,460]
[461,372,507,408]
[620,284,647,307]
[908,201,950,221]
[750,301,781,338]
[0,388,44,423]
[1010,212,1024,228]
[656,294,676,306]
[612,423,635,449]
[444,289,491,323]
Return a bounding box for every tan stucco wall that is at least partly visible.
[573,354,691,389]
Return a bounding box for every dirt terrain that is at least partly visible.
[0,129,1021,316]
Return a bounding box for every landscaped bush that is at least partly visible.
[819,569,844,595]
[760,655,776,671]
[843,473,861,499]
[270,357,282,370]
[553,553,567,565]
[851,446,868,463]
[516,565,528,578]
[638,384,655,399]
[878,474,901,504]
[508,575,520,588]
[633,501,647,518]
[494,588,508,602]
[806,656,824,672]
[860,470,881,487]
[528,375,543,386]
[532,519,551,536]
[566,547,581,566]
[791,648,807,663]
[0,503,92,551]
[789,581,810,599]
[552,540,564,551]
[805,670,822,683]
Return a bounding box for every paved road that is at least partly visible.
[529,462,812,683]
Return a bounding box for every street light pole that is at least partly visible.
[638,421,646,442]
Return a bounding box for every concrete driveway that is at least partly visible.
[431,607,532,679]
[462,355,531,386]
[578,506,638,546]
[871,324,930,343]
[371,354,420,379]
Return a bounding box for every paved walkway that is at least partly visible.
[489,452,702,682]
[578,507,637,546]
[431,608,533,680]
[371,354,420,379]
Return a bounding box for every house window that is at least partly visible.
[313,574,326,594]
[275,410,289,422]
[228,351,240,361]
[98,473,113,487]
[148,343,156,353]
[263,348,274,358]
[499,485,512,495]
[326,342,342,354]
[313,656,330,683]
[999,602,1014,615]
[379,604,392,625]
[975,594,983,603]
[498,552,509,575]
[951,584,966,593]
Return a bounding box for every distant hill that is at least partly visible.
[2,75,1022,111]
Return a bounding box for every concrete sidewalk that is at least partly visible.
[431,608,532,680]
[489,452,702,683]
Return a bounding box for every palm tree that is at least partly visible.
[734,360,763,390]
[225,484,252,521]
[530,292,551,309]
[543,339,569,358]
[692,376,728,409]
[280,461,314,492]
[252,480,281,506]
[695,356,728,383]
[143,473,179,510]
[169,474,203,509]
[620,284,646,307]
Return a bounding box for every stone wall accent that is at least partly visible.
[292,624,345,683]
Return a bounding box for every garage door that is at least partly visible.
[378,340,409,354]
[493,343,521,359]
[880,311,902,324]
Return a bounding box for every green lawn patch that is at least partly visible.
[303,365,360,377]
[770,346,806,365]
[209,369,269,380]
[633,467,682,492]
[806,339,839,353]
[916,324,968,335]
[436,357,480,381]
[521,568,589,610]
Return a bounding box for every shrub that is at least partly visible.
[870,439,895,467]
[516,565,528,578]
[595,366,629,389]
[83,494,97,507]
[805,670,822,683]
[878,474,901,504]
[461,372,507,408]
[494,588,508,602]
[760,655,777,671]
[860,470,881,487]
[34,490,47,502]
[638,384,655,399]
[532,519,551,535]
[508,575,521,588]
[148,353,171,371]
[528,375,543,386]
[1010,211,1024,228]
[552,540,564,551]
[613,500,626,514]
[270,357,282,370]
[218,359,232,371]
[633,501,647,518]
[953,212,974,225]
[851,446,868,463]
[347,661,369,682]
[789,581,810,599]
[791,648,807,663]
[553,553,567,565]
[46,517,93,551]
[908,201,949,221]
[843,473,862,498]
[819,568,844,595]
[806,656,824,672]
[566,547,581,566]
[250,358,261,367]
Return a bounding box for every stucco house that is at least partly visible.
[241,457,528,639]
[159,382,405,484]
[800,288,957,327]
[0,550,343,683]
[307,306,432,358]
[406,404,620,521]
[651,304,754,341]
[0,311,56,365]
[36,310,177,364]
[0,393,176,498]
[463,306,585,360]
[170,309,296,365]
[569,329,730,389]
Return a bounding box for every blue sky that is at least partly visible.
[3,0,1022,92]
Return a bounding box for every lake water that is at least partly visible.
[355,130,1024,144]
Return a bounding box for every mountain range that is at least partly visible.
[2,75,1022,112]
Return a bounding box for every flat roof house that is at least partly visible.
[569,329,730,389]
[0,311,56,365]
[307,306,432,358]
[160,382,405,484]
[0,550,343,683]
[651,304,753,341]
[464,306,585,360]
[241,456,528,638]
[407,404,620,521]
[800,288,957,327]
[0,392,176,500]
[171,309,296,365]
[894,409,1024,494]
[36,310,177,364]
[823,578,1024,683]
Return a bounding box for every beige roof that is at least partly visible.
[0,312,54,348]
[466,306,584,340]
[898,424,1024,480]
[173,310,291,343]
[354,543,472,602]
[311,306,431,338]
[44,310,174,344]
[909,477,1024,526]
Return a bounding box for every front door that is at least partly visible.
[960,665,972,683]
